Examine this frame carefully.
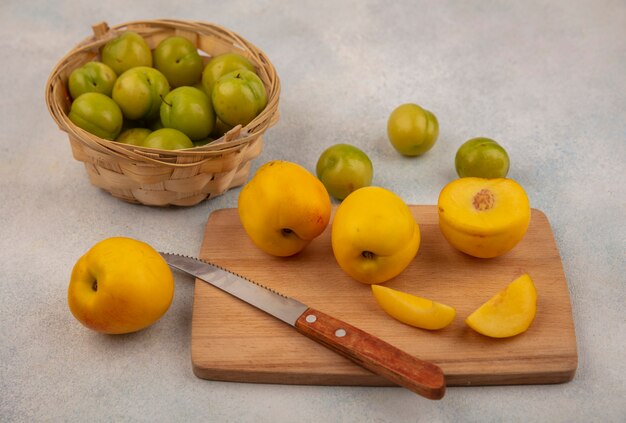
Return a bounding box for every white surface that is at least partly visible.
[1,1,625,421]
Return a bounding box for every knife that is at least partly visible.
[160,252,446,400]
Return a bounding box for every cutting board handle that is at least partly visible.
[295,307,446,400]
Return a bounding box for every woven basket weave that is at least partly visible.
[45,19,280,206]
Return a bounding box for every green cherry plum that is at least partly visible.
[101,31,152,76]
[160,86,215,140]
[143,128,194,150]
[69,92,123,140]
[316,144,374,200]
[116,128,152,146]
[112,67,170,121]
[153,36,204,88]
[212,69,267,127]
[387,103,439,156]
[455,137,510,178]
[68,61,117,99]
[201,52,256,96]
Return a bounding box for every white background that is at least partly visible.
[1,1,624,421]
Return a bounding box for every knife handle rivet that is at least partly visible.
[335,329,347,338]
[305,314,317,323]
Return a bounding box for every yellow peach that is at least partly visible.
[437,177,530,258]
[238,160,331,257]
[372,285,456,330]
[465,274,537,338]
[68,237,174,334]
[331,187,420,284]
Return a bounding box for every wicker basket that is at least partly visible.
[45,19,280,206]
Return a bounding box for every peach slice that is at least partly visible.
[465,274,537,338]
[371,285,456,330]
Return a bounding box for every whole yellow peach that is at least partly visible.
[331,186,420,284]
[238,160,331,257]
[68,237,174,334]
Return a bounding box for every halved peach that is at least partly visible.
[465,274,537,338]
[437,177,531,258]
[371,285,456,330]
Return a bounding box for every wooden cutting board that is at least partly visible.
[191,206,577,387]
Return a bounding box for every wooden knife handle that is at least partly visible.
[295,307,445,400]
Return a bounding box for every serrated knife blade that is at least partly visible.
[160,252,308,325]
[160,252,446,400]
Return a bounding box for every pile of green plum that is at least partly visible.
[67,31,268,150]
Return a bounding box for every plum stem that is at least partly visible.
[160,94,172,107]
